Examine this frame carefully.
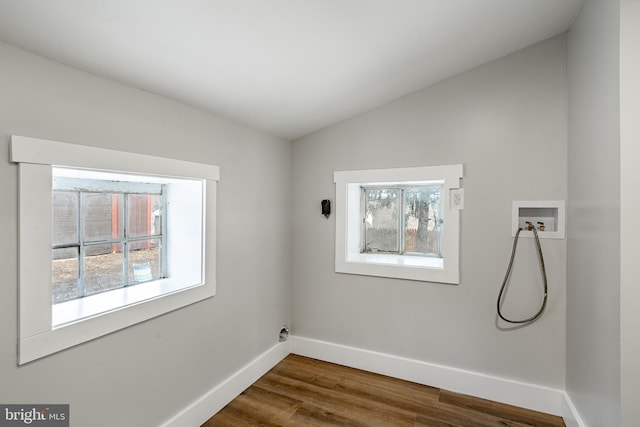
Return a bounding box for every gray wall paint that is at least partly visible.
[292,36,568,387]
[620,0,640,424]
[0,41,291,427]
[566,0,622,425]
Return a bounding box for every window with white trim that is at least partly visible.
[12,135,219,364]
[334,165,463,284]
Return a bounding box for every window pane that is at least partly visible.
[83,243,124,296]
[83,193,123,242]
[404,186,442,256]
[128,239,162,283]
[52,247,79,304]
[52,191,78,246]
[364,188,399,253]
[128,194,162,238]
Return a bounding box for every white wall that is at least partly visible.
[566,0,622,425]
[291,36,567,388]
[0,41,291,427]
[620,0,640,425]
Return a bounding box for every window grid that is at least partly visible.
[52,182,167,302]
[360,184,442,258]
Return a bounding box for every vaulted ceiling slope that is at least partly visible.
[0,0,583,140]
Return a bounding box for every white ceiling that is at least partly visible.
[0,0,583,140]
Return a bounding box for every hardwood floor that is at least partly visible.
[203,354,565,427]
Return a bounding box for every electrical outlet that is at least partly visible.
[450,188,464,210]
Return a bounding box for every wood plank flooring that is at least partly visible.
[203,354,565,427]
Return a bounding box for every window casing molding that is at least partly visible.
[11,135,219,364]
[334,165,463,284]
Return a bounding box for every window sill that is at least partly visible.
[53,279,204,328]
[346,253,443,269]
[337,254,455,283]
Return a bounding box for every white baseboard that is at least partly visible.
[161,341,290,427]
[561,391,588,427]
[290,335,565,417]
[161,336,587,426]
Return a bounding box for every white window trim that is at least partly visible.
[11,135,219,364]
[334,164,463,284]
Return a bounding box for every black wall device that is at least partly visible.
[321,199,331,219]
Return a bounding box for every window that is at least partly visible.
[12,135,219,364]
[334,165,463,284]
[362,184,443,257]
[52,171,167,304]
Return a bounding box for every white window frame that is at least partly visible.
[334,164,463,284]
[11,135,219,364]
